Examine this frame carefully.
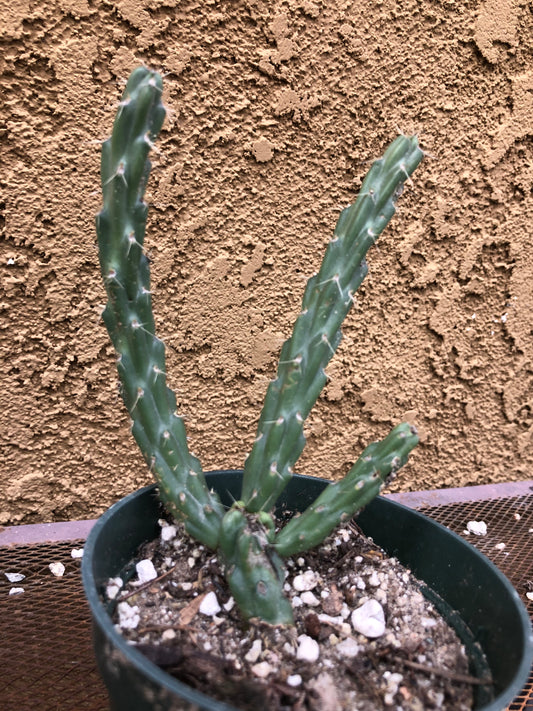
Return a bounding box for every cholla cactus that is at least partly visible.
[96,66,423,624]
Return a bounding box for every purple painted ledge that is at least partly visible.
[0,480,532,547]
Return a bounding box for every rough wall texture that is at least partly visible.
[1,0,532,525]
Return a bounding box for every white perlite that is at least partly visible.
[5,572,25,583]
[71,548,84,559]
[160,524,177,542]
[49,562,65,577]
[136,559,158,584]
[351,599,386,638]
[117,602,140,630]
[9,587,24,595]
[292,570,319,591]
[336,638,360,658]
[287,674,302,687]
[199,591,221,616]
[296,634,320,662]
[466,520,487,536]
[245,639,262,663]
[106,577,123,600]
[300,591,320,606]
[251,661,274,678]
[383,671,404,705]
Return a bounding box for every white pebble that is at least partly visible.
[318,612,344,626]
[466,520,487,536]
[117,602,140,630]
[494,542,506,550]
[341,603,351,619]
[71,548,84,559]
[301,591,320,606]
[421,617,438,628]
[336,638,360,658]
[9,587,24,595]
[136,559,158,584]
[526,592,533,601]
[383,671,404,705]
[291,595,303,607]
[5,572,25,583]
[223,597,235,612]
[162,629,176,641]
[293,570,319,591]
[251,661,274,678]
[374,588,388,605]
[161,525,177,542]
[296,635,320,662]
[49,562,65,577]
[199,591,221,616]
[351,599,386,638]
[245,639,262,663]
[287,674,302,687]
[106,577,123,599]
[368,571,380,587]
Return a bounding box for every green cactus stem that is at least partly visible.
[241,135,424,513]
[96,67,225,549]
[273,422,419,556]
[218,507,293,623]
[97,66,423,627]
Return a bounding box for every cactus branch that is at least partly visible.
[96,67,224,549]
[241,136,424,512]
[273,423,419,556]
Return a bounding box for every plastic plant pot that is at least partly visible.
[82,471,533,711]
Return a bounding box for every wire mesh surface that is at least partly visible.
[418,494,533,711]
[0,539,108,711]
[0,493,531,711]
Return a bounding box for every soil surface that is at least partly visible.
[108,517,487,710]
[2,0,533,524]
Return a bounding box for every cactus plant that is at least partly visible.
[96,66,423,625]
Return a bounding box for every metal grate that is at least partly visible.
[417,494,533,711]
[0,491,531,711]
[0,539,108,711]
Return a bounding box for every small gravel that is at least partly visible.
[107,518,480,710]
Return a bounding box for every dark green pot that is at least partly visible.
[82,471,532,711]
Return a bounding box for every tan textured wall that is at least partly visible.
[1,0,532,525]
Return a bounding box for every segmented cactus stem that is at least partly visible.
[241,136,424,512]
[273,423,419,556]
[96,67,224,549]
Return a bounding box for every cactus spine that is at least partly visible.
[97,67,423,626]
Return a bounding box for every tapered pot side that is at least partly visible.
[82,471,533,711]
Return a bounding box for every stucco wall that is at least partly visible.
[1,0,532,524]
